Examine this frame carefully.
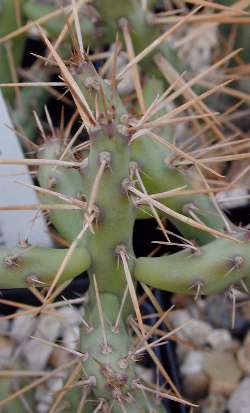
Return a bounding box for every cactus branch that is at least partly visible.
[134,231,250,295]
[0,247,90,289]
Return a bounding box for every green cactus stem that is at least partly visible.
[0,0,27,102]
[12,68,51,139]
[131,133,233,244]
[0,246,90,288]
[134,230,250,295]
[38,138,86,245]
[0,378,33,413]
[23,0,99,49]
[80,292,168,412]
[84,125,135,297]
[73,58,236,245]
[94,0,184,78]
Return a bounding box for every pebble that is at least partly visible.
[228,377,250,413]
[57,306,81,350]
[205,295,246,333]
[35,376,64,413]
[168,310,212,347]
[0,319,9,334]
[201,393,227,413]
[0,336,14,366]
[49,348,73,368]
[24,313,61,371]
[205,329,235,352]
[11,310,36,342]
[183,372,209,401]
[179,25,218,73]
[181,351,208,400]
[57,306,81,326]
[181,350,204,375]
[216,185,249,209]
[237,331,250,374]
[203,351,242,396]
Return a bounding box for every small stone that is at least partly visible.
[237,331,250,374]
[0,319,9,334]
[183,372,209,401]
[181,351,208,400]
[201,393,227,413]
[175,342,190,363]
[0,336,14,366]
[203,351,242,396]
[35,384,53,405]
[167,309,190,329]
[216,185,248,209]
[47,376,64,393]
[205,295,246,332]
[228,377,250,413]
[168,310,212,347]
[11,311,36,342]
[25,314,61,371]
[206,329,234,351]
[57,306,81,326]
[181,350,204,375]
[35,375,64,412]
[37,403,50,413]
[57,306,81,350]
[178,24,218,73]
[49,348,73,368]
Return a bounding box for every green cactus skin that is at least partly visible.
[94,0,184,78]
[12,68,51,139]
[135,231,250,294]
[23,0,99,49]
[38,139,86,245]
[84,126,135,297]
[131,134,232,244]
[0,0,27,102]
[73,61,233,244]
[130,76,233,244]
[80,293,166,412]
[0,246,90,288]
[0,380,32,413]
[0,365,35,413]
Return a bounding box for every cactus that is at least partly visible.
[1,1,250,412]
[0,0,27,101]
[0,246,90,288]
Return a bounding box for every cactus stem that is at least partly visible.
[129,185,238,242]
[45,214,95,300]
[135,231,250,295]
[227,255,245,271]
[0,247,91,289]
[112,285,129,334]
[135,167,170,241]
[188,280,205,301]
[118,247,144,336]
[92,273,112,354]
[3,253,23,268]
